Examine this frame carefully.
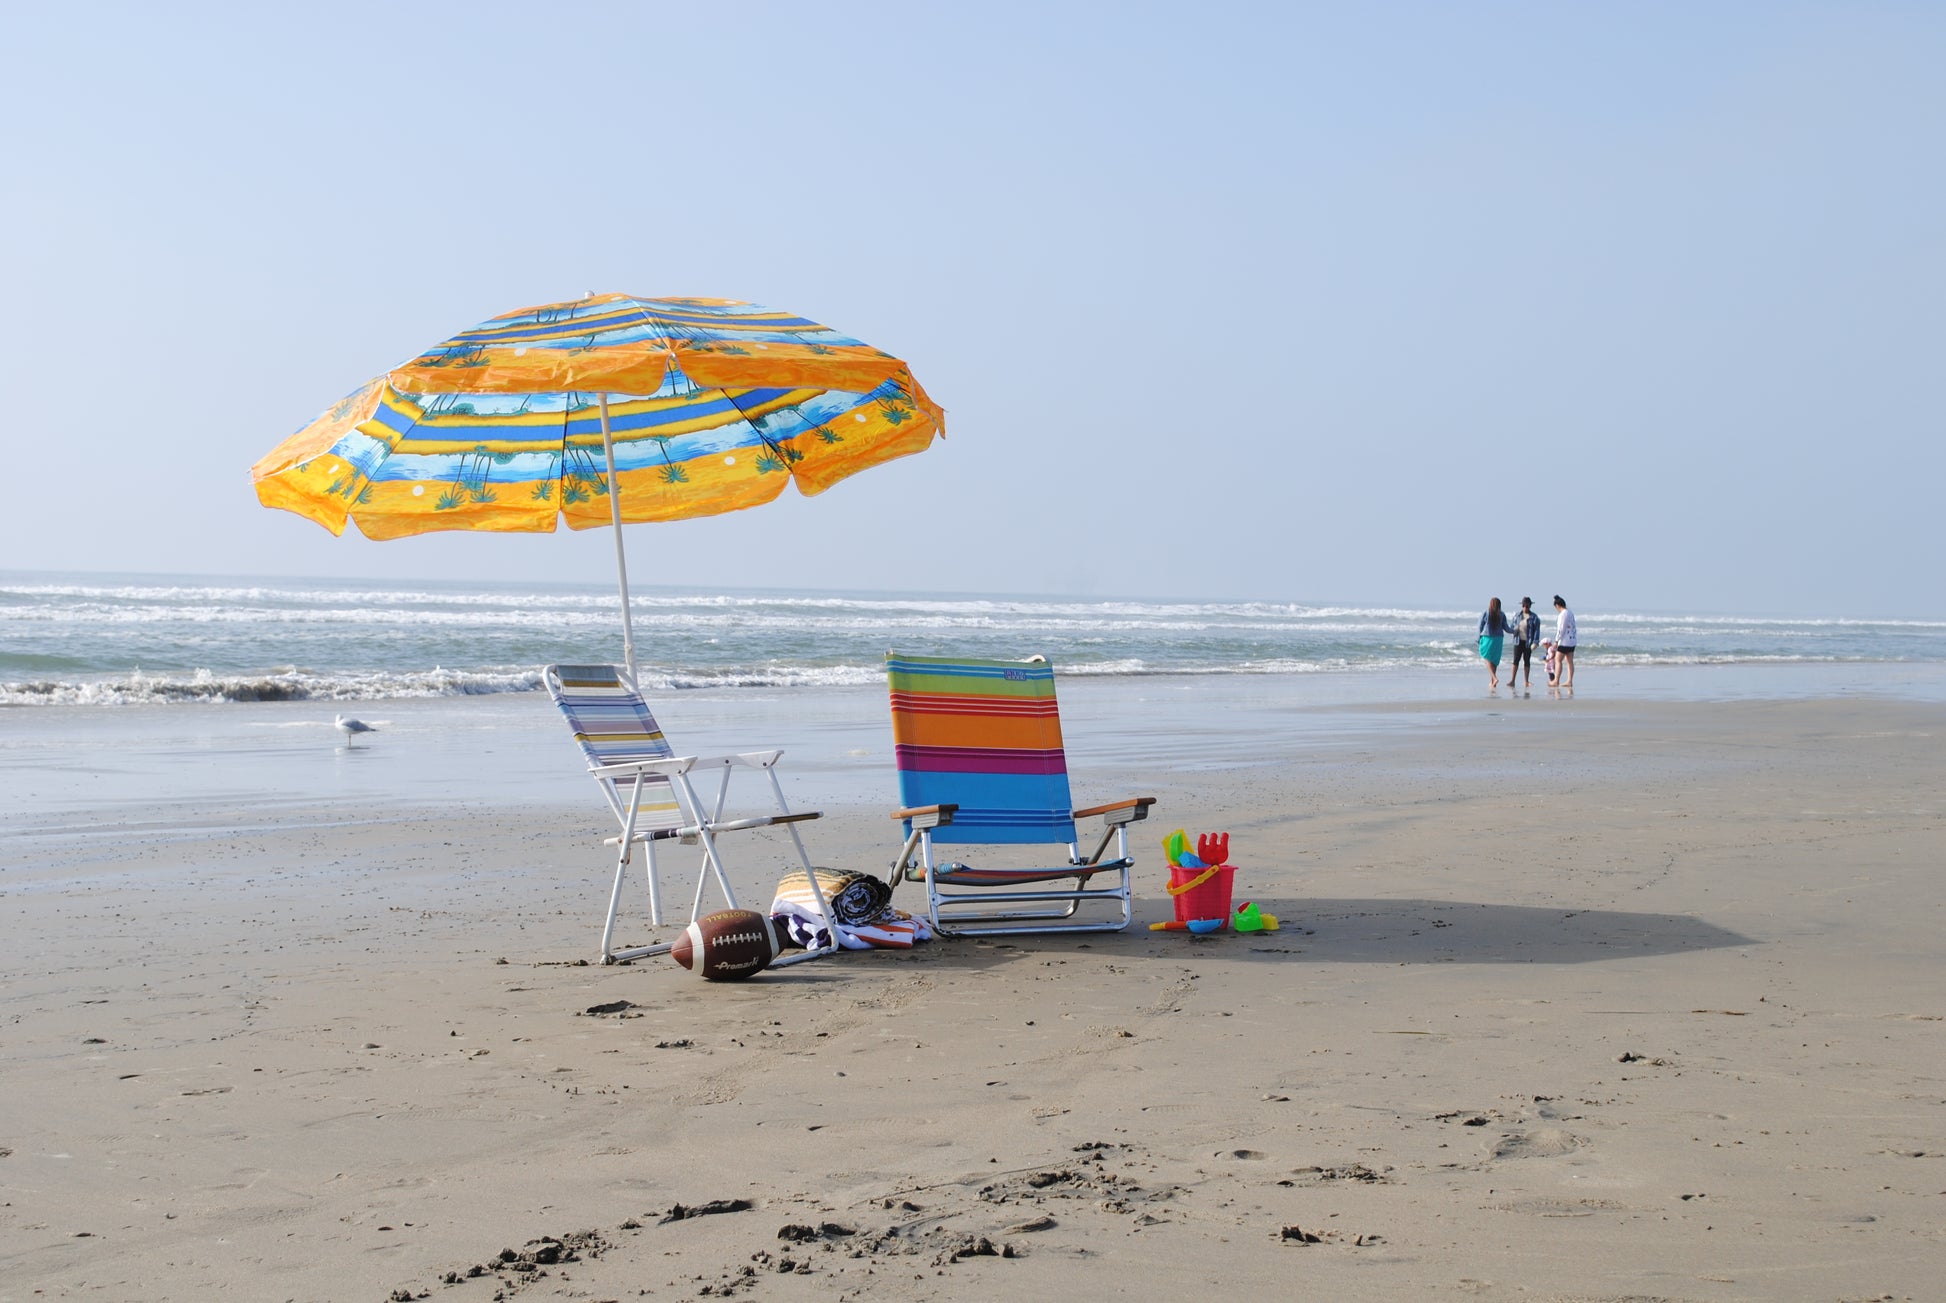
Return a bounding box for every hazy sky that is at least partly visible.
[3,3,1939,617]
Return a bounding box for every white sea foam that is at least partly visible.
[0,667,548,706]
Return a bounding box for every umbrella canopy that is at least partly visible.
[251,293,943,673]
[253,294,944,539]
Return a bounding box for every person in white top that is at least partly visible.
[1552,596,1578,688]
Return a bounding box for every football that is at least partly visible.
[669,909,778,981]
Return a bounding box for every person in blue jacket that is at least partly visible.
[1506,597,1543,689]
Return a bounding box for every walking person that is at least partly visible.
[1508,597,1542,689]
[1552,595,1578,688]
[1478,597,1511,690]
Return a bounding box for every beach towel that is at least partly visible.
[785,868,893,927]
[771,869,933,950]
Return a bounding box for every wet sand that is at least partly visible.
[2,690,1942,1300]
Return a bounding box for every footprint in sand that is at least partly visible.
[1493,1196,1627,1216]
[1490,1128,1583,1161]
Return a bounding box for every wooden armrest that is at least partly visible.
[1073,796,1157,824]
[892,803,958,828]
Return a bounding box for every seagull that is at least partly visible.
[335,713,377,744]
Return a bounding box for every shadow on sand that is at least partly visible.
[736,898,1753,975]
[1165,896,1753,965]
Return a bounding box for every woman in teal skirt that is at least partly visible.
[1478,597,1510,690]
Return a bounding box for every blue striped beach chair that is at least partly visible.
[545,664,835,965]
[886,652,1156,936]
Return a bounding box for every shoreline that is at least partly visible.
[7,662,1946,833]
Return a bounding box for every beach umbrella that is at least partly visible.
[252,294,944,674]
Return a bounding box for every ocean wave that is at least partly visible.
[1,649,1930,706]
[1,581,624,611]
[0,603,1496,638]
[0,582,1487,628]
[9,578,1940,629]
[0,662,904,705]
[1586,612,1946,630]
[1580,652,1862,666]
[0,666,548,706]
[14,582,1940,644]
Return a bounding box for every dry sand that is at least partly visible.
[2,693,1942,1301]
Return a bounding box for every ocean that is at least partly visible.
[6,572,1944,708]
[5,569,1945,833]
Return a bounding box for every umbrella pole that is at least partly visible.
[597,394,638,680]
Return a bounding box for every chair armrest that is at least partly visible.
[686,750,786,770]
[892,803,958,828]
[708,810,823,832]
[1073,796,1157,826]
[591,755,699,779]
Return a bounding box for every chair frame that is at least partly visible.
[545,664,838,966]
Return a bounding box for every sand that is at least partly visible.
[2,690,1942,1301]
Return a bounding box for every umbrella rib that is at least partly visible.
[604,294,678,387]
[718,388,803,484]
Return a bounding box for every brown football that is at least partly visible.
[669,909,777,981]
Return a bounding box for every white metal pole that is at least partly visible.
[598,394,638,680]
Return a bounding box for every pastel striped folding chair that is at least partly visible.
[886,652,1156,936]
[544,664,836,966]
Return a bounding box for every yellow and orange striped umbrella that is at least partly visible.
[253,293,944,540]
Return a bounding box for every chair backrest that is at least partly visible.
[544,663,685,832]
[886,652,1077,845]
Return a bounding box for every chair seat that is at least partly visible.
[916,859,1132,887]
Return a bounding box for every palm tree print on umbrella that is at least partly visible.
[316,443,386,502]
[874,377,915,425]
[746,411,807,476]
[559,446,611,506]
[436,445,513,510]
[648,435,689,485]
[414,343,490,370]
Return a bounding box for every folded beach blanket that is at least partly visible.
[770,868,932,950]
[782,868,891,927]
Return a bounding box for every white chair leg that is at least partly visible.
[691,826,740,914]
[923,833,948,935]
[643,837,664,928]
[600,843,630,963]
[771,768,836,943]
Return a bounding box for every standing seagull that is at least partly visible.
[335,713,377,745]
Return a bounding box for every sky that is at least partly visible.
[2,2,1940,617]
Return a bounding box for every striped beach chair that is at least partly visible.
[544,664,835,965]
[886,652,1156,936]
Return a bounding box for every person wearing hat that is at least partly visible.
[1552,596,1578,687]
[1508,597,1542,689]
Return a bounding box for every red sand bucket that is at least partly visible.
[1168,863,1236,923]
